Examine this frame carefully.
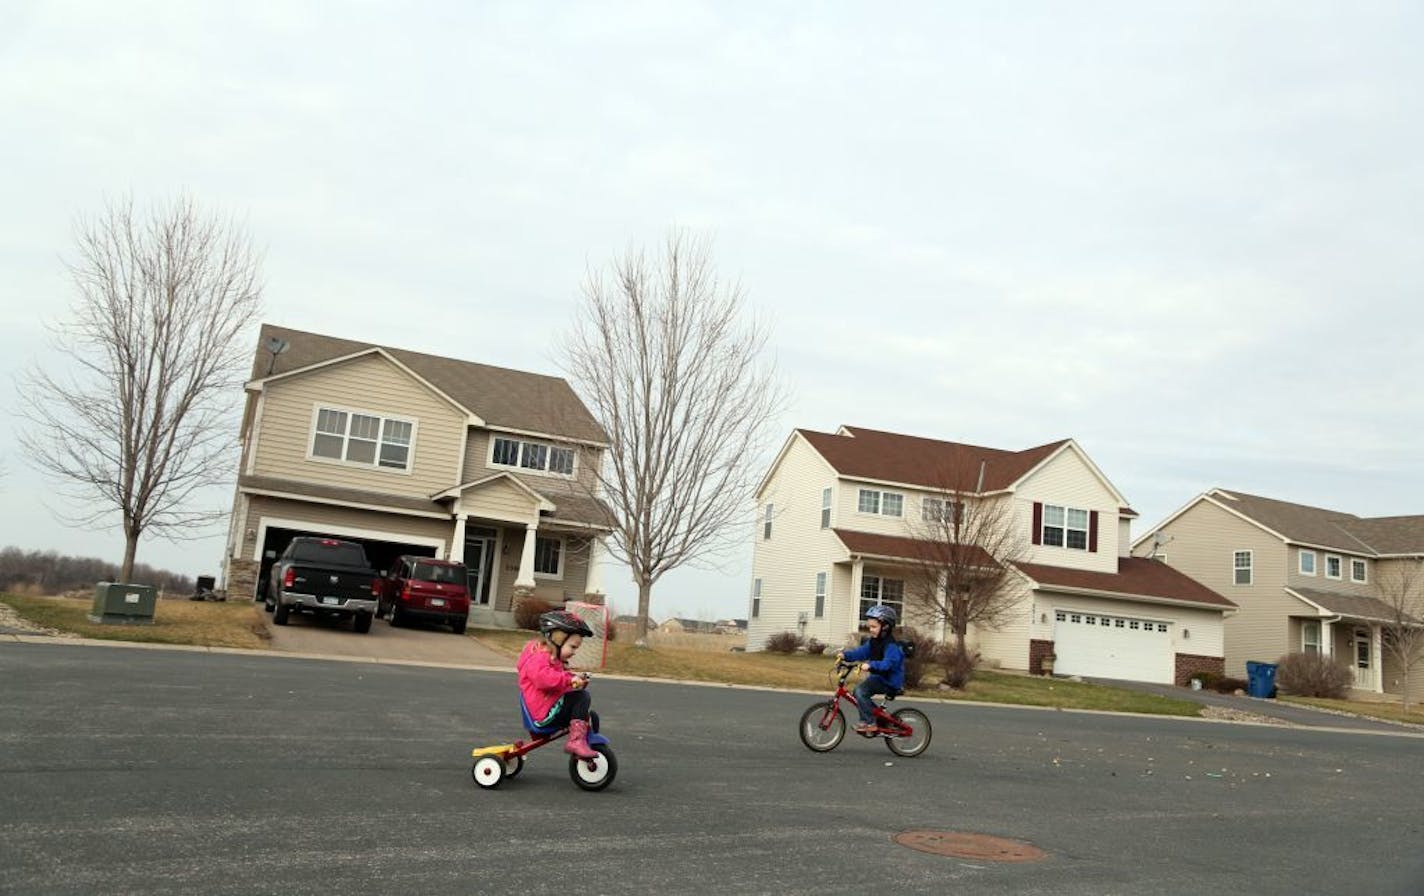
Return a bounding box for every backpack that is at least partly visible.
[896,639,916,659]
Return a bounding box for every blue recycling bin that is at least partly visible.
[1245,661,1277,698]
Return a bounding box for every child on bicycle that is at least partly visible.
[517,609,598,759]
[836,605,906,735]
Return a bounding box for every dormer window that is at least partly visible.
[491,436,576,477]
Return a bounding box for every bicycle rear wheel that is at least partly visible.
[885,708,931,757]
[799,701,846,752]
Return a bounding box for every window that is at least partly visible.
[1234,550,1253,585]
[1325,555,1342,580]
[1302,620,1321,654]
[763,503,774,540]
[489,435,577,477]
[922,497,964,524]
[1299,550,1316,576]
[310,405,415,472]
[857,489,903,517]
[1041,503,1089,550]
[858,575,904,620]
[1351,559,1367,584]
[820,488,832,529]
[751,578,762,618]
[814,572,826,618]
[533,536,563,578]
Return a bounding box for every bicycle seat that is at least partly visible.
[520,696,560,737]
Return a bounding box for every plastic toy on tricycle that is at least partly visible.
[798,661,932,757]
[470,694,618,791]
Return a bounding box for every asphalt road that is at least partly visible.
[2,641,1422,896]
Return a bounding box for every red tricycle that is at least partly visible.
[798,662,932,757]
[470,688,617,791]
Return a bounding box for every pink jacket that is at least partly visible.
[517,640,576,721]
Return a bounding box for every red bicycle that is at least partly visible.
[799,662,932,757]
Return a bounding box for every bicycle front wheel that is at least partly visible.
[799,701,846,752]
[885,707,932,757]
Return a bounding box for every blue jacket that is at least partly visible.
[842,635,905,691]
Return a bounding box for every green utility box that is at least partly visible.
[89,582,157,625]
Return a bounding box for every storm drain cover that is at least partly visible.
[893,830,1047,863]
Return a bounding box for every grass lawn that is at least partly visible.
[1280,695,1424,727]
[470,628,1205,717]
[1,594,270,650]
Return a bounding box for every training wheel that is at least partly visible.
[472,755,505,789]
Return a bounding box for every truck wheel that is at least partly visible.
[389,605,403,627]
[273,600,290,625]
[353,613,372,634]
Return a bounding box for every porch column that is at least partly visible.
[849,558,864,631]
[1371,626,1384,692]
[584,537,605,598]
[1321,619,1334,658]
[515,522,538,589]
[450,514,467,564]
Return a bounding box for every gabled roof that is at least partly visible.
[1183,489,1424,556]
[249,324,608,445]
[797,426,1070,493]
[1289,587,1421,625]
[238,474,448,518]
[1014,558,1237,611]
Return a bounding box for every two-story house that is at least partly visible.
[748,426,1235,685]
[222,324,613,626]
[1132,489,1424,701]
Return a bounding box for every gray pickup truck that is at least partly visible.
[264,537,379,633]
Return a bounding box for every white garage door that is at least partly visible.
[1053,609,1173,684]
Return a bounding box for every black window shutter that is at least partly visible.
[1089,510,1099,552]
[1032,502,1042,545]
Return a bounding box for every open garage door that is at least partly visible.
[254,526,436,601]
[1052,609,1173,684]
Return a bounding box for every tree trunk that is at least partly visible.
[635,579,653,647]
[120,530,139,584]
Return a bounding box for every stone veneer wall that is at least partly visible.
[227,559,260,602]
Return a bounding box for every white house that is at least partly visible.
[747,426,1234,685]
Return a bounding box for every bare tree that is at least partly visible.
[17,196,263,584]
[561,230,785,644]
[1376,559,1424,713]
[902,464,1029,661]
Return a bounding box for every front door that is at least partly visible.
[1354,629,1373,690]
[464,528,497,606]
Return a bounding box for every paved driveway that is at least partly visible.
[261,601,513,668]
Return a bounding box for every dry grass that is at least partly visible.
[470,627,1203,715]
[1,594,270,650]
[1280,695,1424,728]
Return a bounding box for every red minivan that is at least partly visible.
[377,555,471,634]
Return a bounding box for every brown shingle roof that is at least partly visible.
[800,426,1067,493]
[832,529,997,566]
[1014,558,1237,610]
[251,324,608,444]
[1211,489,1424,555]
[239,474,446,516]
[1291,587,1421,624]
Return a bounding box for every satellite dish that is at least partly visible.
[264,337,290,355]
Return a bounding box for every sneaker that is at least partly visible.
[853,723,877,736]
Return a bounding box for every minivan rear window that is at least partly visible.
[411,561,464,584]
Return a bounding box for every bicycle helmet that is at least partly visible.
[539,609,593,645]
[865,604,898,628]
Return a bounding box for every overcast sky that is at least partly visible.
[2,2,1422,620]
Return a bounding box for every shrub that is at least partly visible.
[936,641,980,690]
[764,631,803,653]
[1190,670,1221,690]
[1276,652,1353,698]
[897,627,942,690]
[804,637,827,655]
[513,597,558,631]
[1213,676,1249,694]
[603,615,617,642]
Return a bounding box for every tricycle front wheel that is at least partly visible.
[799,702,845,752]
[569,744,617,791]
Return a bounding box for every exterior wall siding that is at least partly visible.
[1149,499,1297,677]
[1014,449,1121,573]
[747,436,847,651]
[252,354,465,496]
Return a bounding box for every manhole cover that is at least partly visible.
[893,830,1047,863]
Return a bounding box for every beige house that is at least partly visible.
[1132,489,1424,702]
[222,324,612,626]
[748,426,1234,685]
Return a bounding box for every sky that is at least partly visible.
[2,2,1423,621]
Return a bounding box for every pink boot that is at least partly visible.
[564,719,598,760]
